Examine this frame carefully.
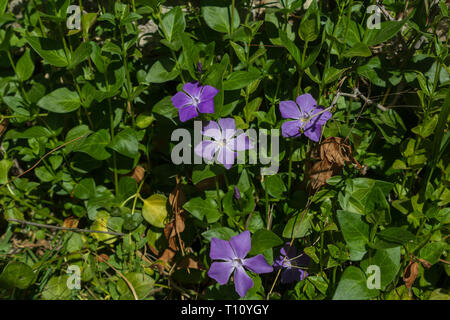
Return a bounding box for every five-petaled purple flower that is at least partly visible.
[279,93,332,142]
[171,82,218,122]
[273,243,310,283]
[208,231,273,297]
[194,118,253,170]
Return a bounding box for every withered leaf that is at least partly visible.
[403,260,419,293]
[308,159,335,189]
[320,137,353,167]
[62,217,79,229]
[130,165,145,184]
[417,258,432,269]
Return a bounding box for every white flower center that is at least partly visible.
[232,258,243,268]
[218,138,227,147]
[191,96,200,106]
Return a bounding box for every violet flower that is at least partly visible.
[171,82,218,122]
[234,186,241,200]
[208,231,273,297]
[194,118,253,170]
[273,243,310,283]
[279,93,332,142]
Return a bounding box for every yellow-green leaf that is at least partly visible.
[142,194,168,228]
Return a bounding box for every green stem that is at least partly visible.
[216,176,223,214]
[287,139,294,193]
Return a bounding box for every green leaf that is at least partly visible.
[365,20,408,46]
[419,242,446,265]
[332,266,379,300]
[68,41,92,69]
[146,58,179,83]
[243,97,263,123]
[37,88,81,113]
[230,41,246,64]
[142,194,168,228]
[202,5,240,34]
[0,159,13,185]
[160,6,185,43]
[65,125,92,153]
[183,197,220,223]
[377,227,416,244]
[75,129,111,160]
[152,96,178,119]
[372,109,407,144]
[109,128,139,158]
[41,276,71,300]
[117,272,155,299]
[411,114,438,139]
[298,12,319,42]
[279,30,301,66]
[361,247,401,290]
[16,49,34,81]
[282,213,313,239]
[342,42,372,58]
[202,227,238,241]
[249,229,283,255]
[323,67,349,85]
[73,178,96,200]
[192,165,224,185]
[336,210,370,261]
[25,36,69,67]
[0,262,35,289]
[262,174,286,199]
[223,70,260,91]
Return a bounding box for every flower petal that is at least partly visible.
[309,106,332,124]
[281,120,302,138]
[229,230,251,259]
[183,82,202,98]
[226,133,253,151]
[279,100,301,119]
[296,93,317,114]
[243,255,273,274]
[208,261,234,285]
[280,243,298,259]
[197,99,215,114]
[216,146,236,170]
[199,85,219,101]
[210,237,236,260]
[171,92,192,109]
[234,266,253,297]
[194,140,219,161]
[280,268,306,284]
[178,105,198,122]
[303,124,322,142]
[218,118,236,140]
[202,120,222,141]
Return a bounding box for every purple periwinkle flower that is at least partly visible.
[234,186,241,200]
[171,82,218,122]
[279,93,332,142]
[208,231,273,297]
[194,118,253,170]
[273,243,310,284]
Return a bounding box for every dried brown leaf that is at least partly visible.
[320,137,353,167]
[62,217,79,229]
[130,165,145,184]
[403,260,419,293]
[0,119,8,137]
[308,159,335,189]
